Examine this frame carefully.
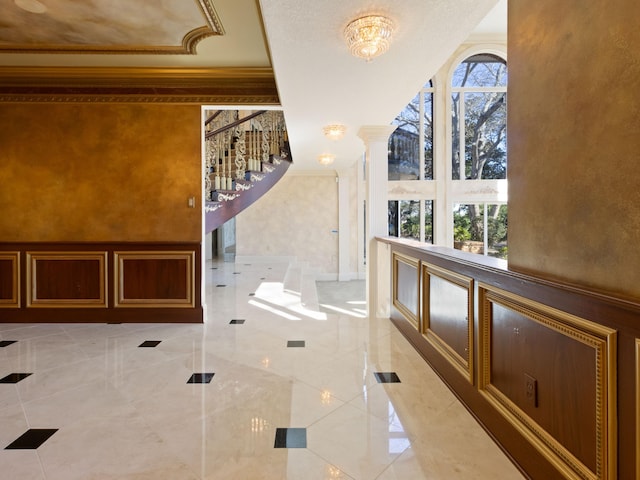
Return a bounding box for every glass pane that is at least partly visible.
[424,91,434,180]
[451,93,461,180]
[487,204,508,259]
[453,204,484,254]
[389,94,420,180]
[399,200,420,240]
[464,92,507,180]
[452,54,507,87]
[424,200,433,244]
[388,201,399,237]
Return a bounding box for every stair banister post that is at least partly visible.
[358,125,397,319]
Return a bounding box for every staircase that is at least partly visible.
[204,110,291,234]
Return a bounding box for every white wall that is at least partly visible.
[236,172,342,278]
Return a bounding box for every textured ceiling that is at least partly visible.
[0,0,507,171]
[259,0,506,171]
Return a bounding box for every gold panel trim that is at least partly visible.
[114,251,195,308]
[0,94,281,105]
[478,284,617,480]
[422,264,474,383]
[0,66,276,82]
[26,252,108,308]
[0,252,20,308]
[392,252,420,330]
[196,0,225,36]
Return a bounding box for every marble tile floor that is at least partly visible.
[0,260,525,479]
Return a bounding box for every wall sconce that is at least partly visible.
[317,153,335,166]
[323,124,347,141]
[344,15,395,62]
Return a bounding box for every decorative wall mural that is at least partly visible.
[0,0,224,54]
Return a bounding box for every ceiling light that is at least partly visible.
[323,124,347,140]
[317,153,335,166]
[344,15,394,62]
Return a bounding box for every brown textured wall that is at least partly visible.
[0,103,201,242]
[508,0,640,299]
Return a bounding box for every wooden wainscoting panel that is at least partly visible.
[115,251,194,307]
[392,252,420,330]
[479,284,617,480]
[636,339,640,480]
[422,264,473,383]
[26,252,107,307]
[0,252,20,307]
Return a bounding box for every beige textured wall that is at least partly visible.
[0,103,201,242]
[236,173,339,276]
[508,0,640,299]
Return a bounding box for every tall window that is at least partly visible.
[451,54,507,180]
[388,80,433,180]
[381,46,507,260]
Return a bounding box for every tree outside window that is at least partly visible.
[452,54,507,181]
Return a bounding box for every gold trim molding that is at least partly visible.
[478,284,617,480]
[0,67,280,105]
[114,251,195,308]
[392,252,420,330]
[422,264,474,383]
[26,252,108,308]
[0,252,20,308]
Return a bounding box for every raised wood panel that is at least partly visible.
[422,264,473,382]
[27,252,107,307]
[392,252,420,329]
[479,284,616,480]
[0,252,19,307]
[637,339,640,480]
[115,251,194,307]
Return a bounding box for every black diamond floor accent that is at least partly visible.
[233,272,241,274]
[216,284,226,288]
[260,277,266,280]
[138,340,161,348]
[230,319,245,325]
[274,428,307,448]
[0,340,17,347]
[0,373,32,384]
[5,429,58,449]
[248,293,255,297]
[187,373,215,384]
[287,340,305,348]
[374,372,401,383]
[211,267,218,270]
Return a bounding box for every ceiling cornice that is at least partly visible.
[0,66,280,105]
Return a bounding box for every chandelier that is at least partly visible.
[317,153,335,166]
[344,15,394,62]
[322,124,347,140]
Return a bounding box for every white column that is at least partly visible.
[358,125,396,318]
[337,169,351,281]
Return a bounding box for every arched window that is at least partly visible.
[451,54,507,180]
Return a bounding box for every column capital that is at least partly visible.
[357,125,397,144]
